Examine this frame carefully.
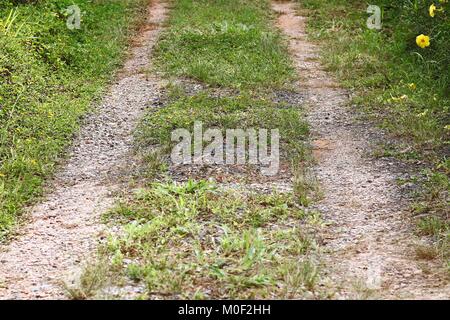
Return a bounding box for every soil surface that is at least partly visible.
[272,1,449,299]
[0,0,168,299]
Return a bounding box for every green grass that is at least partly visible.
[72,180,321,299]
[136,88,309,161]
[154,0,295,88]
[0,0,148,236]
[297,0,449,261]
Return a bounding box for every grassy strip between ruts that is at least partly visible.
[68,0,326,299]
[153,0,295,88]
[136,89,309,172]
[68,180,323,299]
[296,0,449,263]
[0,0,149,237]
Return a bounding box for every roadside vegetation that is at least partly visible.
[0,0,149,237]
[72,0,325,299]
[297,0,449,262]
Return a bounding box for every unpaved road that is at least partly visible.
[0,0,168,299]
[0,0,448,301]
[272,1,449,299]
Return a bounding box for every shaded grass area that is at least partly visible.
[0,0,149,237]
[70,180,321,299]
[297,0,449,260]
[154,0,295,88]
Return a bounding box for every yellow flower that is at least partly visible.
[408,83,417,90]
[416,34,430,48]
[429,4,437,17]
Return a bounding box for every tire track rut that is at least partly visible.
[273,1,449,299]
[0,0,168,299]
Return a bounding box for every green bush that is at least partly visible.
[378,0,450,96]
